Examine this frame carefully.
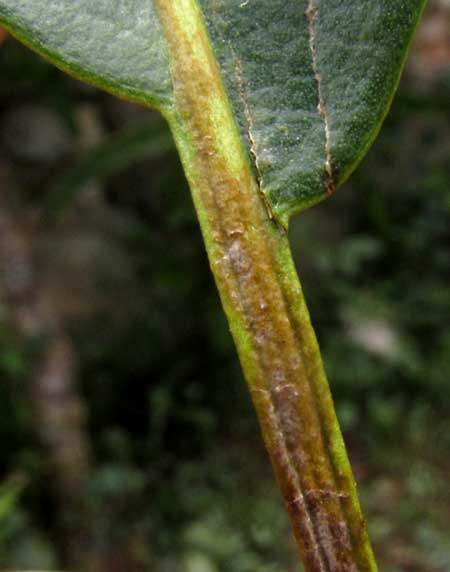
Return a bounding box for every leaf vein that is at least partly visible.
[306,0,336,195]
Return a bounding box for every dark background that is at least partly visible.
[0,2,449,571]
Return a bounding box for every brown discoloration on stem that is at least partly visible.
[154,2,377,570]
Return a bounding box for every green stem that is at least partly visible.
[155,1,378,570]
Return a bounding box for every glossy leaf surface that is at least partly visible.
[0,0,426,224]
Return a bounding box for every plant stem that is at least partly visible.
[155,1,378,570]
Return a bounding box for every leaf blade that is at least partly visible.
[199,0,427,224]
[0,0,173,109]
[0,0,426,223]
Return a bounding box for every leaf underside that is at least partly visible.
[0,0,426,223]
[199,0,427,224]
[0,0,173,107]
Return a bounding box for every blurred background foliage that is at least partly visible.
[0,2,449,571]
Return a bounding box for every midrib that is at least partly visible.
[153,1,378,571]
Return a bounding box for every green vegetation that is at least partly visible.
[0,1,449,571]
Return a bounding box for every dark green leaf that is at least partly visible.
[200,0,427,223]
[0,1,426,223]
[0,0,173,108]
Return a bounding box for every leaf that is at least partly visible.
[199,0,427,224]
[0,0,173,109]
[0,0,426,225]
[0,3,427,571]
